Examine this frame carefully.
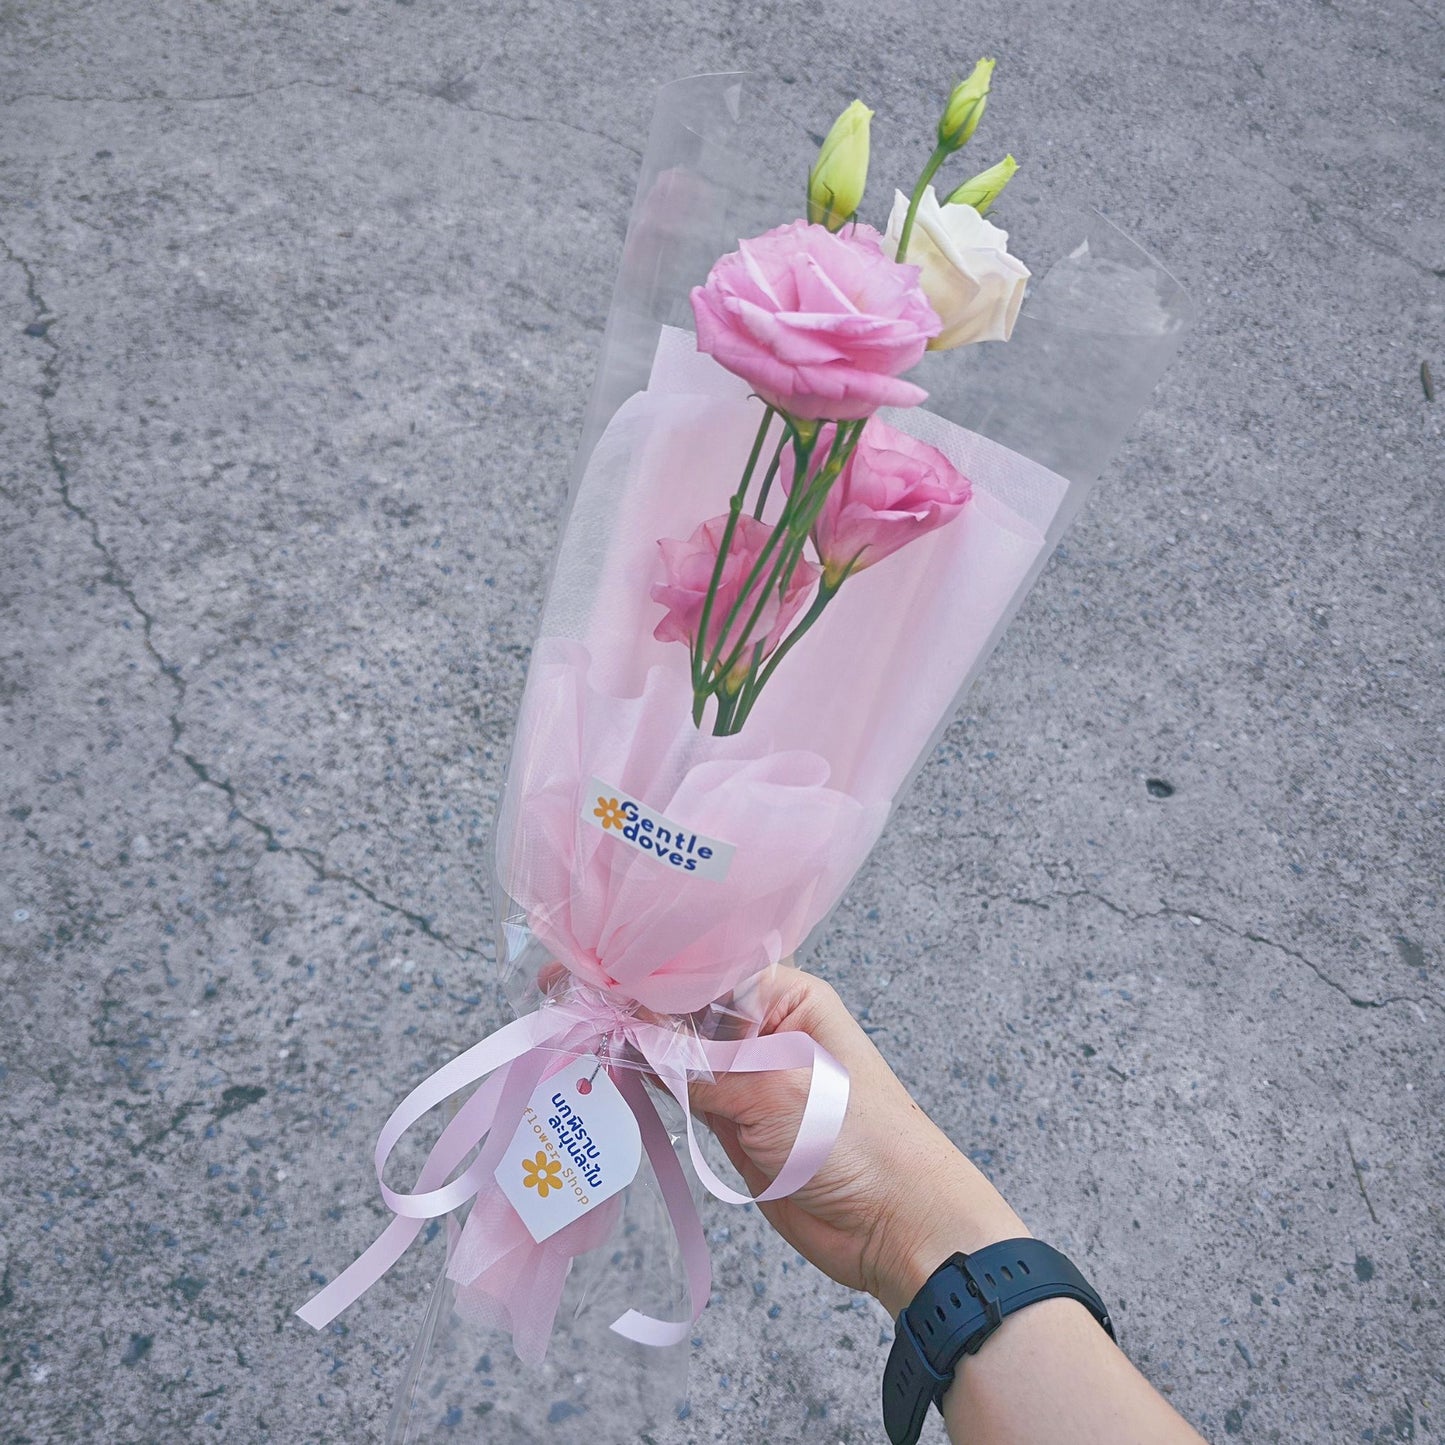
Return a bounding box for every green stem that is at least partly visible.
[715,421,869,731]
[699,415,872,733]
[894,143,950,263]
[708,425,843,682]
[772,420,863,594]
[692,406,775,696]
[724,577,841,734]
[797,420,859,521]
[712,685,740,733]
[700,426,817,687]
[712,419,865,686]
[751,432,788,521]
[702,502,794,684]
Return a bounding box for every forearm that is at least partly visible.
[939,1296,1207,1445]
[869,1160,1205,1445]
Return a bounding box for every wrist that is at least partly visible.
[868,1162,1029,1317]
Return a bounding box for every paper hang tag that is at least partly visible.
[494,1061,643,1243]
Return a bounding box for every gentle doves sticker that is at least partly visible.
[584,777,735,882]
[495,1064,643,1243]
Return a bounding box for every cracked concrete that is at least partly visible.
[988,885,1441,1015]
[6,228,481,969]
[2,1,1441,1442]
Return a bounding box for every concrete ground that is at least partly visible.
[2,1,1441,1441]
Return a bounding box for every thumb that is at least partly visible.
[686,1067,759,1125]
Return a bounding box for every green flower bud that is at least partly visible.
[944,154,1018,215]
[808,99,873,231]
[938,58,995,149]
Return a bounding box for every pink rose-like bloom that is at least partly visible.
[652,513,819,664]
[783,418,973,583]
[690,220,942,421]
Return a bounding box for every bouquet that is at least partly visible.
[298,68,1191,1441]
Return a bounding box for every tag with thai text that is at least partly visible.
[494,1061,642,1243]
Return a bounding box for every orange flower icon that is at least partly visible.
[593,795,626,831]
[522,1150,563,1198]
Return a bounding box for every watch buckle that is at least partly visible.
[960,1256,1005,1345]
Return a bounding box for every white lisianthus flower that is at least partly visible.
[885,185,1031,349]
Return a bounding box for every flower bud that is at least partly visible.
[808,100,873,231]
[938,58,994,149]
[944,154,1018,215]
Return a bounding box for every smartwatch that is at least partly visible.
[881,1237,1116,1445]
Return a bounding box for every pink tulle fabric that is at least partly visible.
[448,1187,623,1366]
[498,642,883,1015]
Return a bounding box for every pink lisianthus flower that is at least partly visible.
[652,513,819,673]
[690,220,942,421]
[783,418,973,585]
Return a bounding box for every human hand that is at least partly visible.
[688,967,1028,1315]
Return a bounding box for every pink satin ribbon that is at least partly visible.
[296,986,849,1352]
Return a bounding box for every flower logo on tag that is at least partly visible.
[521,1150,563,1199]
[593,795,626,831]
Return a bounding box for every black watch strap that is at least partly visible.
[882,1238,1116,1445]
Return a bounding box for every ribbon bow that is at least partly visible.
[296,984,849,1356]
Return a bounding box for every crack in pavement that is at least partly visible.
[3,234,481,964]
[1343,1128,1380,1226]
[0,76,641,157]
[177,751,480,959]
[975,881,1438,1015]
